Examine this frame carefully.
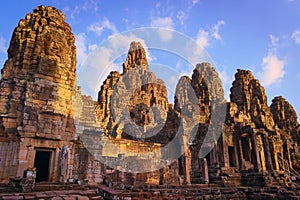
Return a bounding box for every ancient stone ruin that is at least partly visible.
[0,5,299,199]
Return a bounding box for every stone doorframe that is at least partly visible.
[33,147,56,182]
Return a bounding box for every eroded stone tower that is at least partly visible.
[0,6,76,183]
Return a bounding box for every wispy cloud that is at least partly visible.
[67,0,100,19]
[175,1,201,25]
[150,17,174,41]
[69,0,100,15]
[194,20,225,50]
[257,35,285,86]
[184,20,226,66]
[82,0,99,12]
[192,0,200,5]
[176,10,186,25]
[269,34,279,52]
[88,18,118,36]
[0,36,6,53]
[291,29,300,44]
[211,20,225,40]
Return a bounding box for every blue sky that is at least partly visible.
[0,0,300,118]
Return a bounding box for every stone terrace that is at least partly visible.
[1,183,300,200]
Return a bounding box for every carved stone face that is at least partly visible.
[43,29,68,61]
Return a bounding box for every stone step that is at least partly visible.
[34,183,88,192]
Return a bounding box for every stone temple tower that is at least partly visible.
[0,6,76,183]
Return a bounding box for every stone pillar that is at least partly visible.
[17,145,28,178]
[202,158,209,184]
[262,133,274,171]
[212,144,219,168]
[285,142,292,169]
[251,132,262,172]
[220,133,230,168]
[159,167,164,185]
[236,136,244,169]
[182,150,191,185]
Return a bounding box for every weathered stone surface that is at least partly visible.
[174,63,226,184]
[217,69,300,184]
[97,41,169,141]
[97,71,120,131]
[230,69,274,130]
[73,86,100,128]
[270,96,299,131]
[122,41,149,73]
[0,5,76,136]
[0,5,76,182]
[270,96,300,171]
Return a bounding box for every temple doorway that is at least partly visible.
[34,150,52,182]
[228,146,237,167]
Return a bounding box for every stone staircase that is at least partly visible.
[191,171,203,184]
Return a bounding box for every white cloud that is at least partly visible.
[88,18,117,36]
[75,33,88,68]
[185,28,210,66]
[211,20,225,40]
[257,54,285,86]
[193,20,225,54]
[257,34,285,86]
[151,17,174,41]
[291,29,300,44]
[192,0,200,5]
[196,29,209,50]
[0,36,6,53]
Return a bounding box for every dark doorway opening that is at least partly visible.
[178,157,184,175]
[34,150,51,182]
[241,136,251,161]
[228,146,237,167]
